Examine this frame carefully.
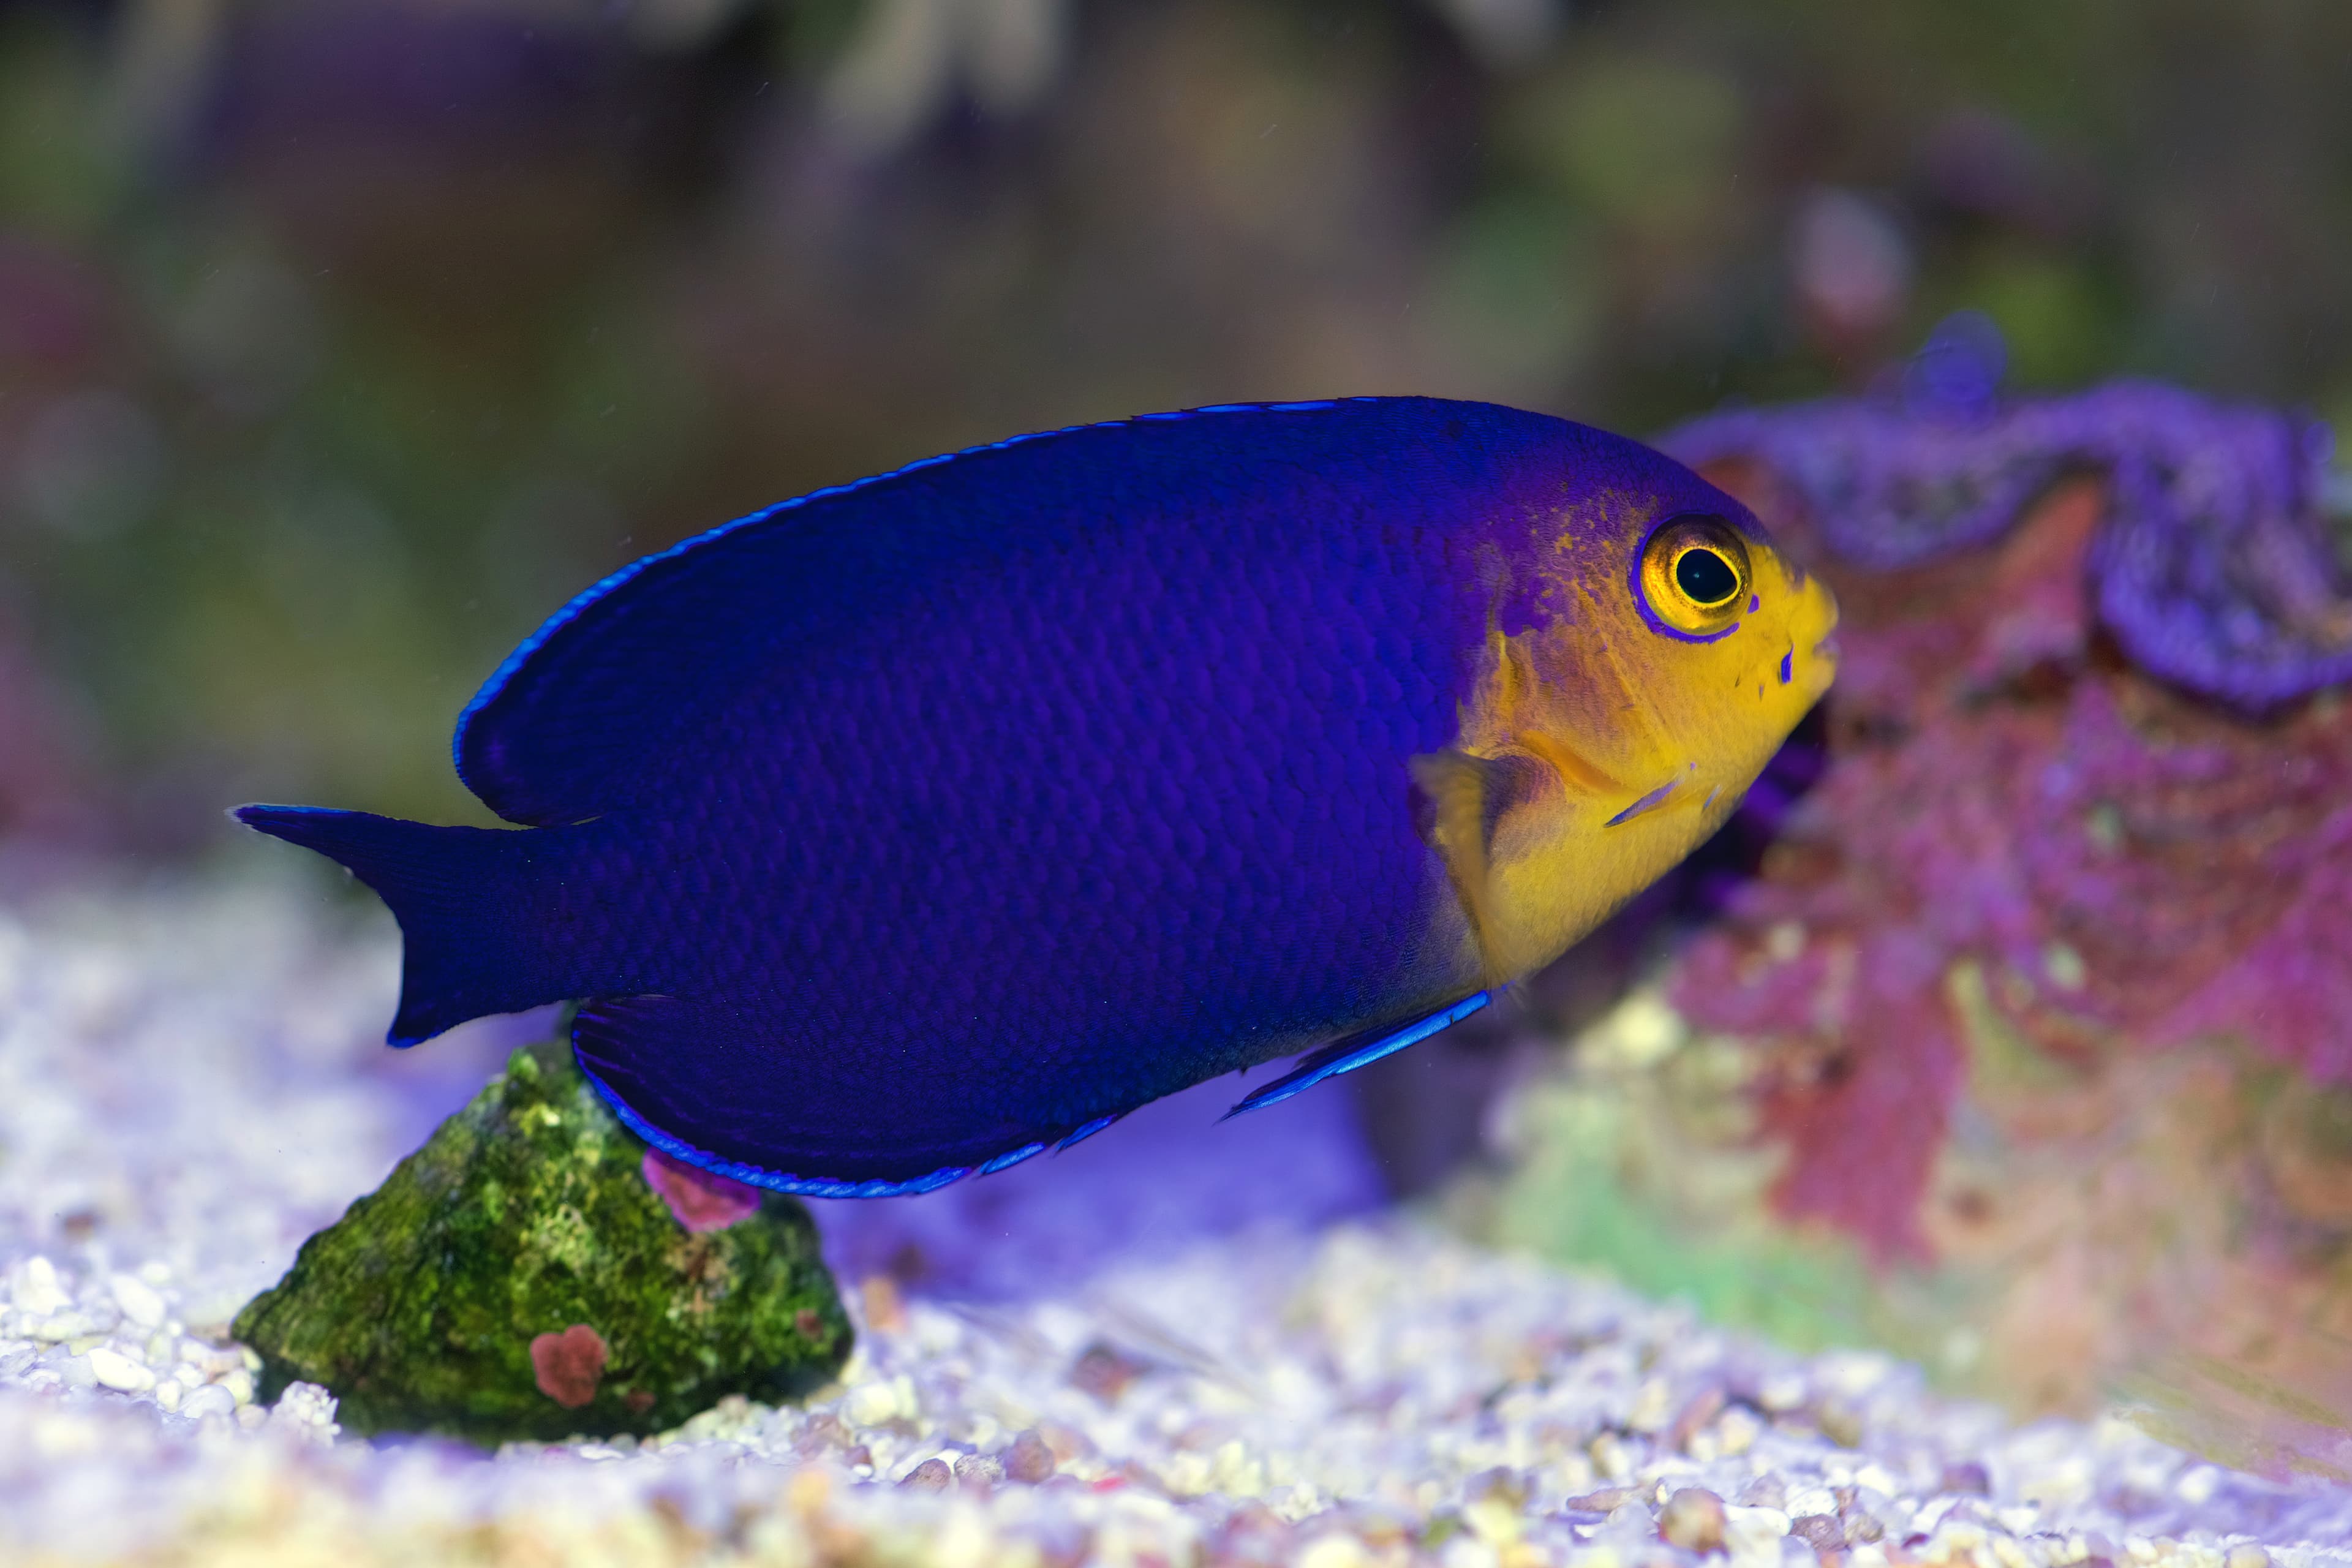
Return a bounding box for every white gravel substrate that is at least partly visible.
[2,868,2350,1566]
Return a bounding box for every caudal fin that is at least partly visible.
[235,804,627,1046]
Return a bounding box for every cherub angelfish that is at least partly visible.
[238,398,1838,1196]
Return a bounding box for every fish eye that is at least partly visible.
[1675,546,1739,605]
[1636,514,1752,639]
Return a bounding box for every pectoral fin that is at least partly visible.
[1408,748,1550,980]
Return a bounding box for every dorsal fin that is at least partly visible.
[451,401,1366,824]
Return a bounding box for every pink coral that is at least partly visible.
[640,1147,764,1233]
[1672,467,2352,1263]
[529,1323,608,1409]
[2147,806,2352,1080]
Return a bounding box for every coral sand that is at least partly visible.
[5,880,2351,1561]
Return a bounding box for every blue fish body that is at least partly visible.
[241,398,1837,1194]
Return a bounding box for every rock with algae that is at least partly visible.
[233,1038,851,1443]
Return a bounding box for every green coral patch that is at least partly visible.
[233,1038,852,1444]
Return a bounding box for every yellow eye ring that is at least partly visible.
[1635,514,1752,642]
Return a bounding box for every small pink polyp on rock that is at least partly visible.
[641,1147,764,1232]
[530,1324,608,1408]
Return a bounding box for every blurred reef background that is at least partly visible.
[8,0,2352,1474]
[11,0,2352,848]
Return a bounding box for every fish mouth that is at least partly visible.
[1803,635,1842,699]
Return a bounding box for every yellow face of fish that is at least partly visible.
[1414,504,1839,982]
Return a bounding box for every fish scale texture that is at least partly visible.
[546,404,1577,1184]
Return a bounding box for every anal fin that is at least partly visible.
[573,998,1146,1199]
[581,1053,983,1197]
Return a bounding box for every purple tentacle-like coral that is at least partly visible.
[1665,333,2351,712]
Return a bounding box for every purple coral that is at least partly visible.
[1664,331,2351,712]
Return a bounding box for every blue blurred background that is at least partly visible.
[3,0,2348,853]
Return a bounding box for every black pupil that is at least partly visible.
[1675,547,1738,605]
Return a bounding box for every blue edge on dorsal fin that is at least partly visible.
[453,397,1370,786]
[575,987,1491,1199]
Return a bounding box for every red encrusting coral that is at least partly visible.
[529,1323,609,1409]
[641,1147,765,1234]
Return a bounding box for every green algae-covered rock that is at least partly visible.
[235,1038,852,1443]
